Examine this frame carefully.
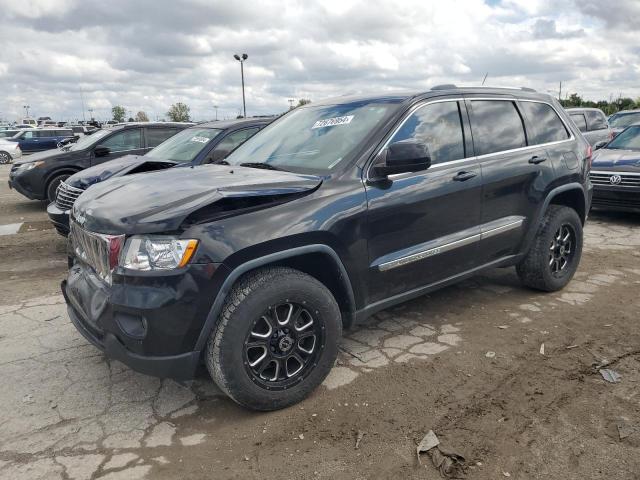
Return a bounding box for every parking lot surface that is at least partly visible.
[1,164,640,479]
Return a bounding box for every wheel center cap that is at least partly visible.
[278,336,294,353]
[560,246,565,255]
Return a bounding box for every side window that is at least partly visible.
[146,128,178,148]
[470,100,526,155]
[585,111,607,131]
[101,129,142,152]
[389,101,465,164]
[570,113,588,132]
[210,128,260,162]
[23,131,34,139]
[519,102,570,144]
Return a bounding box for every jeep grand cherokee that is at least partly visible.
[62,86,592,411]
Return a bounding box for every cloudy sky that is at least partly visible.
[1,0,639,122]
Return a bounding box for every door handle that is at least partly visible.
[529,155,547,164]
[453,171,477,181]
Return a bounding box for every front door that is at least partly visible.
[91,128,145,165]
[365,99,483,305]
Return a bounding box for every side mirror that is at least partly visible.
[372,140,432,178]
[94,145,110,157]
[594,141,607,150]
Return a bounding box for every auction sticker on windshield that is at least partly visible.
[190,136,210,143]
[312,115,354,129]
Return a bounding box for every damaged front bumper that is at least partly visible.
[62,260,226,379]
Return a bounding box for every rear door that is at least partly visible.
[365,98,483,304]
[19,130,43,152]
[466,97,555,264]
[91,128,144,165]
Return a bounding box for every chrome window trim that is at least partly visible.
[366,96,575,182]
[377,217,523,271]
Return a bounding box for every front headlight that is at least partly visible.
[14,160,44,173]
[120,236,198,271]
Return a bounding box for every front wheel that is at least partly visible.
[205,267,342,411]
[46,174,71,204]
[0,151,11,164]
[517,205,583,291]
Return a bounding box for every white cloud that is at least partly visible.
[0,0,638,123]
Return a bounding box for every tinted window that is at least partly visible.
[585,111,607,130]
[55,130,72,137]
[609,112,640,128]
[470,100,526,155]
[389,101,465,164]
[146,128,178,148]
[72,126,83,133]
[101,129,142,152]
[211,128,261,162]
[520,102,569,144]
[570,113,588,132]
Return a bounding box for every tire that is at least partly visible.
[46,174,71,203]
[205,267,342,411]
[516,205,583,291]
[0,151,11,164]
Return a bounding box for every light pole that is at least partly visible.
[213,105,218,121]
[233,53,248,118]
[23,105,30,118]
[288,98,295,110]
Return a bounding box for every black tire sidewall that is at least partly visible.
[213,271,341,410]
[46,174,70,203]
[539,208,583,290]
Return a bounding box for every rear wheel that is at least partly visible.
[0,151,11,164]
[46,174,71,203]
[205,267,341,411]
[516,205,583,291]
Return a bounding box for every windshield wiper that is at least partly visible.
[239,162,287,172]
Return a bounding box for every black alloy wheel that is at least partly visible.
[244,302,324,390]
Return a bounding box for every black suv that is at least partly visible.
[47,118,271,235]
[62,86,592,410]
[8,122,190,203]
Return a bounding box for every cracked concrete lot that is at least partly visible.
[2,166,640,479]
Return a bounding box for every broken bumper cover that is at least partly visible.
[62,260,225,379]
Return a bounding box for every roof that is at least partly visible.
[107,121,194,130]
[566,107,606,113]
[610,109,640,114]
[193,117,274,130]
[308,85,554,107]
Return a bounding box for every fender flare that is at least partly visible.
[194,244,356,352]
[523,182,587,253]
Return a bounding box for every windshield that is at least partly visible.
[145,127,222,163]
[609,112,640,128]
[225,102,396,173]
[67,128,112,150]
[606,126,640,150]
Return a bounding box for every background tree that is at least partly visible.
[111,105,126,122]
[166,103,190,122]
[290,98,312,110]
[135,111,149,122]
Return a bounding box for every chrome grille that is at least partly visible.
[55,182,85,210]
[70,221,124,284]
[590,171,640,187]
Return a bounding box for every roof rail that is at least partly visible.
[430,84,458,90]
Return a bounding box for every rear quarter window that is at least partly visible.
[569,113,588,132]
[519,101,569,144]
[469,100,526,155]
[585,111,607,130]
[146,128,179,147]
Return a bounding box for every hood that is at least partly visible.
[592,148,640,172]
[66,155,177,189]
[73,164,322,234]
[12,148,71,165]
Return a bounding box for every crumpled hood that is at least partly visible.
[592,148,640,172]
[66,155,177,189]
[73,164,322,234]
